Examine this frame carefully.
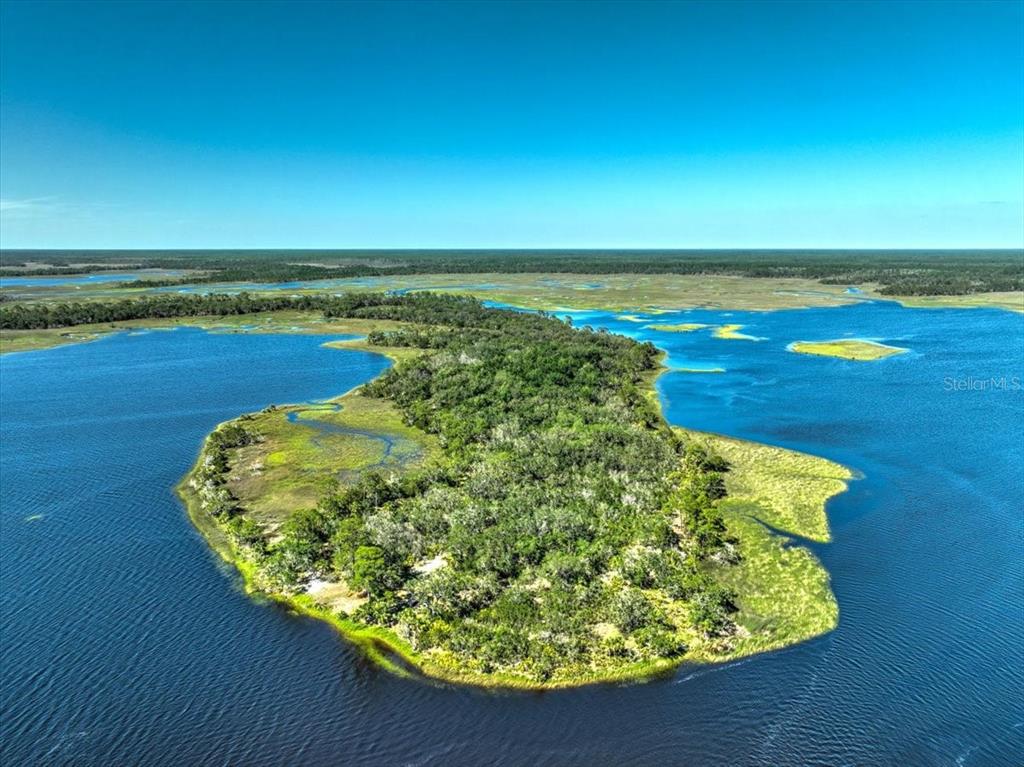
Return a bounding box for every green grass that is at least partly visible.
[6,269,1022,314]
[688,431,852,543]
[345,273,866,312]
[676,429,852,658]
[713,513,839,657]
[0,327,111,354]
[642,322,760,340]
[790,339,908,361]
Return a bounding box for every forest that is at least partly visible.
[2,248,1022,295]
[0,293,339,329]
[186,293,741,683]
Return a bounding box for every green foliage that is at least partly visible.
[351,545,406,596]
[633,626,688,658]
[330,516,368,575]
[226,516,266,552]
[690,584,738,638]
[610,588,658,634]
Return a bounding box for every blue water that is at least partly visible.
[2,303,1022,765]
[0,271,183,288]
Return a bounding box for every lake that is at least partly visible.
[1,302,1022,766]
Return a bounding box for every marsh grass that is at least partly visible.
[789,339,908,361]
[228,393,438,529]
[676,429,851,656]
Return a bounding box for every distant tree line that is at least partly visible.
[2,249,1022,295]
[2,292,343,329]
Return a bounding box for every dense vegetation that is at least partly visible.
[0,293,338,329]
[187,293,741,682]
[3,249,1022,295]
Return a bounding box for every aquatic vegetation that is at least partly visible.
[790,339,907,361]
[880,291,1024,313]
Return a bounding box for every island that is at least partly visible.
[162,293,851,688]
[646,323,709,332]
[713,323,762,340]
[790,339,908,361]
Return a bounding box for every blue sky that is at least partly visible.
[1,0,1021,249]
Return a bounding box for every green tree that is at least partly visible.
[351,545,404,596]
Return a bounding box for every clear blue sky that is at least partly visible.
[1,0,1021,249]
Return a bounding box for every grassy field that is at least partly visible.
[789,339,908,361]
[677,429,852,658]
[227,394,439,531]
[0,272,876,311]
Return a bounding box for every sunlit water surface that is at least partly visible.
[1,301,1022,766]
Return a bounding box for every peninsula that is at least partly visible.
[161,294,848,687]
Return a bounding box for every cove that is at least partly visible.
[1,301,1022,766]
